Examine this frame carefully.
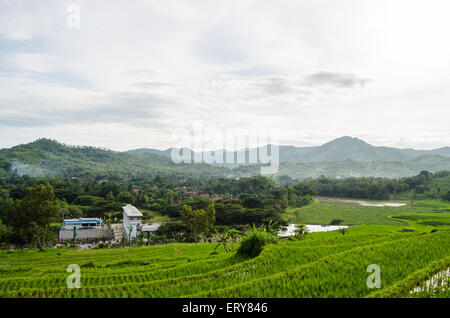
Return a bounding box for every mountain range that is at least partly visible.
[128,136,450,163]
[1,136,449,179]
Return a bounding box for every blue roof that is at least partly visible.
[63,218,101,224]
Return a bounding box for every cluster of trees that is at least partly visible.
[0,184,59,250]
[157,178,314,226]
[180,203,216,240]
[305,170,450,200]
[0,176,152,221]
[0,175,315,248]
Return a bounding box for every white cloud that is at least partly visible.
[0,0,449,150]
[3,53,61,73]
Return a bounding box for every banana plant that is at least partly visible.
[212,228,241,253]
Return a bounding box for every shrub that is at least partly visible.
[236,228,278,258]
[330,219,344,225]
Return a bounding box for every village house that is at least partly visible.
[122,204,161,240]
[59,218,113,242]
[122,204,143,239]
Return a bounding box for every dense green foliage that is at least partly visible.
[0,175,312,247]
[4,184,59,250]
[304,170,450,200]
[180,204,216,239]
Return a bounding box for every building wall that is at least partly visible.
[122,213,142,239]
[59,228,113,242]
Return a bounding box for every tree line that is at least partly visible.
[304,170,450,200]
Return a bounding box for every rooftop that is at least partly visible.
[63,218,102,223]
[122,204,143,217]
[141,223,162,232]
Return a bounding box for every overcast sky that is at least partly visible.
[1,0,450,151]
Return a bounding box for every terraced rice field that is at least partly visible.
[284,198,427,226]
[1,223,449,298]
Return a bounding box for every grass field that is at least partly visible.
[391,212,450,227]
[0,220,448,298]
[284,197,434,226]
[139,209,171,222]
[413,200,450,211]
[1,198,448,298]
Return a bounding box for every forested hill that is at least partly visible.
[1,138,450,180]
[0,139,231,178]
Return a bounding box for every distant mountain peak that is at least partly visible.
[336,135,357,140]
[324,136,370,146]
[11,138,64,152]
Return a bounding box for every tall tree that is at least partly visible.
[11,184,59,251]
[180,203,216,240]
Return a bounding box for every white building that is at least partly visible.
[59,218,112,242]
[122,204,143,239]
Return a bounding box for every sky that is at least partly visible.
[1,0,450,151]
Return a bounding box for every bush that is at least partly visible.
[292,195,313,208]
[330,219,344,225]
[236,229,278,258]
